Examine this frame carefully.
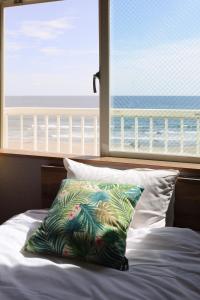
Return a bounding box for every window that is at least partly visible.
[1,0,200,163]
[3,0,99,155]
[103,0,200,161]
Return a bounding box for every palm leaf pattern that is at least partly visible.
[68,232,95,258]
[25,179,143,271]
[95,230,128,270]
[96,202,118,226]
[109,189,133,227]
[89,191,109,203]
[64,203,102,238]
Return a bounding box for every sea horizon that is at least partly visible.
[5,95,200,109]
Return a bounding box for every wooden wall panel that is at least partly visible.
[175,178,200,230]
[41,165,66,208]
[0,155,49,223]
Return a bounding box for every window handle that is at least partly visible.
[93,71,100,93]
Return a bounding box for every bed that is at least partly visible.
[0,160,200,300]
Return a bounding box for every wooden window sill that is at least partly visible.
[1,148,200,174]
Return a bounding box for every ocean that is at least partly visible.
[5,95,200,109]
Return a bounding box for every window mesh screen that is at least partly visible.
[110,0,200,157]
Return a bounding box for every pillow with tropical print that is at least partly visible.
[25,179,143,271]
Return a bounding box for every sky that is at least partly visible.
[111,0,200,96]
[5,0,200,96]
[5,0,99,96]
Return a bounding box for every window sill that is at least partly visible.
[0,148,200,173]
[0,148,89,160]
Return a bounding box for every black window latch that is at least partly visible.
[93,71,100,93]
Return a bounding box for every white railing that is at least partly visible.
[3,107,200,156]
[4,107,99,155]
[111,109,200,156]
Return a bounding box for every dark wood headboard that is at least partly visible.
[41,161,200,231]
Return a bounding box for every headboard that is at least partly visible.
[41,161,200,231]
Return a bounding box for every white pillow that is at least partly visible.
[63,158,179,229]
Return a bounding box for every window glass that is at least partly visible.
[110,0,200,158]
[4,0,99,155]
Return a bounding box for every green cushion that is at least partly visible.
[25,179,143,271]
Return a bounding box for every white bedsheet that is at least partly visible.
[0,210,199,300]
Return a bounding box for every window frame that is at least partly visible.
[1,0,60,8]
[99,0,200,164]
[99,0,109,156]
[0,0,200,163]
[0,3,3,148]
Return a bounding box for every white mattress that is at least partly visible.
[0,210,199,300]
